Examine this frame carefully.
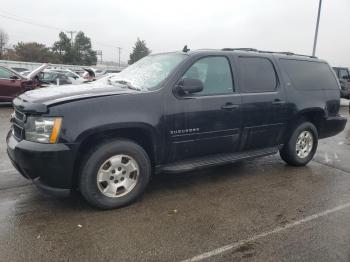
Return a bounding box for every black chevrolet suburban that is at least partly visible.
[7,48,347,209]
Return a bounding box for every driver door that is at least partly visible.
[165,55,242,162]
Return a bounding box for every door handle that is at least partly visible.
[272,99,286,105]
[221,103,239,110]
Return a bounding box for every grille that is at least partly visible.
[12,108,26,140]
[13,123,24,140]
[14,109,26,122]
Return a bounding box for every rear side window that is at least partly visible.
[238,57,277,93]
[280,59,338,90]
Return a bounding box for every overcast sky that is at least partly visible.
[0,0,349,66]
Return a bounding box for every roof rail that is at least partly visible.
[219,48,318,58]
[221,48,258,52]
[258,50,317,59]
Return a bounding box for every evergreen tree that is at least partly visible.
[128,38,151,65]
[52,32,72,63]
[74,31,97,65]
[4,31,97,65]
[52,31,97,65]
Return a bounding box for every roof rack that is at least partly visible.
[221,48,258,52]
[258,50,317,58]
[220,48,317,59]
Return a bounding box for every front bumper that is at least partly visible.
[6,131,77,197]
[319,115,347,139]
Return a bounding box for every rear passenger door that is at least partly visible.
[236,55,288,151]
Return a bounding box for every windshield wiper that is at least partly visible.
[110,79,141,91]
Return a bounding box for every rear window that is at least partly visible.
[280,59,338,90]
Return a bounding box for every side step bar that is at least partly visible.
[157,147,279,174]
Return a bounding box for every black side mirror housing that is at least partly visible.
[177,78,204,94]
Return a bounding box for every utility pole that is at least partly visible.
[117,47,122,67]
[96,50,103,64]
[66,30,77,45]
[312,0,322,57]
[0,38,3,59]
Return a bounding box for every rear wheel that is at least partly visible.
[280,121,318,166]
[79,139,151,209]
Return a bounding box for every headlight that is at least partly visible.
[25,117,62,143]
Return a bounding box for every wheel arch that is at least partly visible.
[72,123,159,187]
[283,108,326,143]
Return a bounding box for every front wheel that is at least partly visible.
[280,121,318,166]
[79,139,151,209]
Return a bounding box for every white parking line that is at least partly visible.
[181,202,350,262]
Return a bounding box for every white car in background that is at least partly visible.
[27,67,85,86]
[46,68,85,85]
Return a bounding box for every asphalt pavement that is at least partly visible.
[0,105,349,262]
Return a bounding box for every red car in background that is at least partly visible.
[0,64,48,103]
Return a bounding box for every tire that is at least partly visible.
[279,121,318,166]
[79,139,151,209]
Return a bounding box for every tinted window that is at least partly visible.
[280,59,339,90]
[182,56,234,95]
[339,69,350,80]
[238,57,277,93]
[0,68,12,79]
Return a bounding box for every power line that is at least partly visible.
[0,10,62,31]
[0,10,122,50]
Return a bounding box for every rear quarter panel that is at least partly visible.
[275,57,342,138]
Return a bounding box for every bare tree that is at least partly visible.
[0,29,9,59]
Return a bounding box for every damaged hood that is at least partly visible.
[16,80,139,110]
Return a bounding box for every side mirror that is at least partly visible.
[10,75,19,80]
[177,78,204,94]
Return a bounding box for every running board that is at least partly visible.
[157,147,279,173]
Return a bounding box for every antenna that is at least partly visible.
[182,45,190,52]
